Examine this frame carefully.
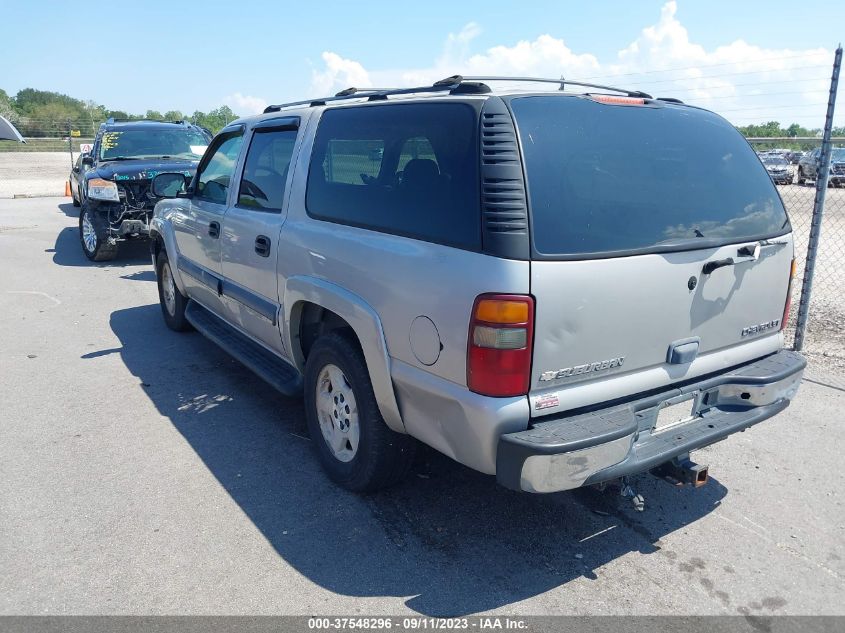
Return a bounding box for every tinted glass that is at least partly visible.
[195,133,244,204]
[238,129,297,211]
[510,96,790,256]
[306,103,480,250]
[99,128,210,160]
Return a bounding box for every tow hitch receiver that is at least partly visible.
[651,457,709,488]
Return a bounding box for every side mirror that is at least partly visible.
[151,172,189,198]
[72,166,80,173]
[82,155,94,167]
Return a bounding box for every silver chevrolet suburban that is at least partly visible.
[149,76,805,495]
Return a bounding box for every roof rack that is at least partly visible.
[263,76,466,113]
[461,76,652,99]
[262,74,653,113]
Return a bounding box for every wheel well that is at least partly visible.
[151,232,164,259]
[295,302,357,364]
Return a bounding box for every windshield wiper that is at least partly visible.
[102,156,136,161]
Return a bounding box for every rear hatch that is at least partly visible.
[508,95,794,416]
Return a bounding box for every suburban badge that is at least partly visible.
[539,357,625,382]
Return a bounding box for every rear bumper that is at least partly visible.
[497,350,805,493]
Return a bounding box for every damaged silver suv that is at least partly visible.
[149,76,805,497]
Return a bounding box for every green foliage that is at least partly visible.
[0,88,16,121]
[1,87,238,137]
[188,106,237,133]
[735,121,825,151]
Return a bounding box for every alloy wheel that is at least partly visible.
[315,364,360,462]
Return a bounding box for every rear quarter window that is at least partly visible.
[305,102,481,250]
[509,96,791,258]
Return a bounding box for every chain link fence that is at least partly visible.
[746,138,845,380]
[0,137,95,153]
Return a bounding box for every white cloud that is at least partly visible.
[223,92,268,116]
[310,1,836,128]
[310,52,373,96]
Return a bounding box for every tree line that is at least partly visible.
[736,121,845,150]
[0,87,239,137]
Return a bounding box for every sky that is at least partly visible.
[1,0,843,128]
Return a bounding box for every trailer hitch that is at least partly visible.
[651,457,709,488]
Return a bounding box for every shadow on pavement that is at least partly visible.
[100,303,728,616]
[58,201,79,218]
[52,226,150,268]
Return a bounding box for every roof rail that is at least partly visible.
[263,76,466,113]
[461,76,652,99]
[262,74,653,114]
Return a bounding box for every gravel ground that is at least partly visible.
[0,152,71,198]
[1,198,844,617]
[778,183,845,384]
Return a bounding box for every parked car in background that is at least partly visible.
[787,150,805,165]
[77,118,211,261]
[761,155,793,185]
[797,147,845,187]
[148,77,805,498]
[68,153,88,207]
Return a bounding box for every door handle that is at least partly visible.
[208,221,220,239]
[255,235,271,257]
[702,257,734,275]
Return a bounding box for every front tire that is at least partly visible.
[156,250,191,332]
[797,168,806,186]
[79,204,117,261]
[304,332,415,492]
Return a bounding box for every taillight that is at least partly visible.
[467,294,534,397]
[781,258,797,331]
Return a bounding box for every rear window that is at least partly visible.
[510,96,790,257]
[306,103,480,250]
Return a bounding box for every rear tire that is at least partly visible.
[156,250,192,332]
[79,203,117,261]
[71,184,80,207]
[304,332,415,492]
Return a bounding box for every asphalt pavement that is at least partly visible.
[0,198,843,616]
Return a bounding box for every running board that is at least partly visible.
[185,301,303,397]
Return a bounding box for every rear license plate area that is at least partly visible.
[654,394,699,433]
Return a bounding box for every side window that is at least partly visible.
[195,132,244,204]
[238,129,297,212]
[305,103,480,250]
[323,139,384,185]
[397,137,437,174]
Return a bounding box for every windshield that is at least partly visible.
[832,148,845,161]
[510,96,790,257]
[763,157,788,166]
[99,128,210,160]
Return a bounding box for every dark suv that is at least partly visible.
[78,119,211,261]
[797,147,845,187]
